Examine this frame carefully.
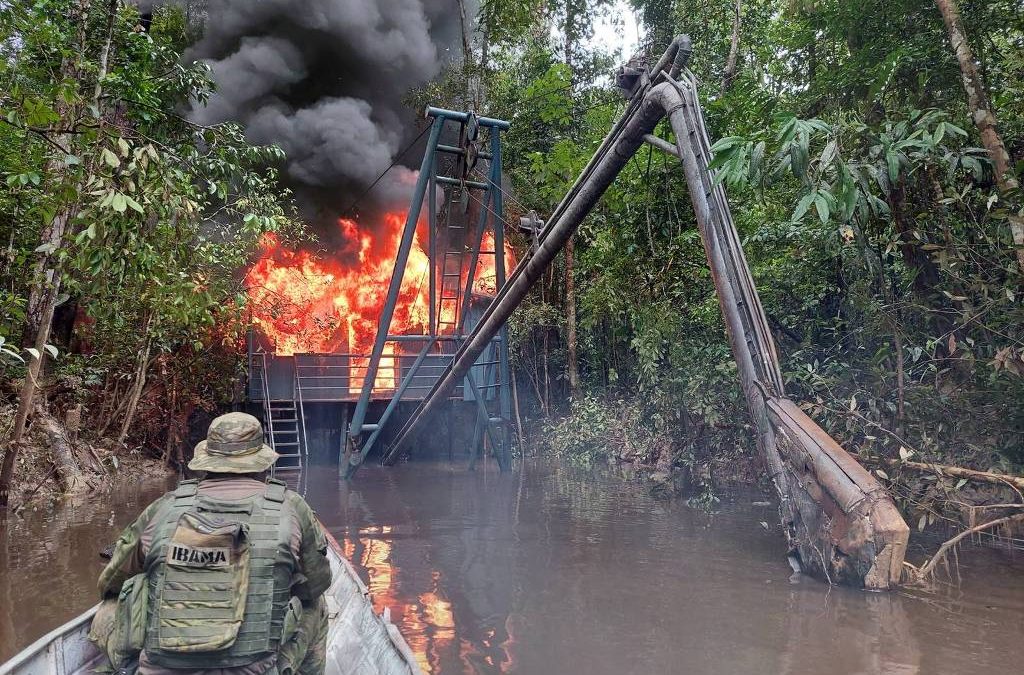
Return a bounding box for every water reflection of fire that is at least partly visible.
[244,214,514,392]
[344,530,457,674]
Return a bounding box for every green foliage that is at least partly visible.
[482,0,1024,487]
[0,0,300,449]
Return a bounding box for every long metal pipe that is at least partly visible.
[660,81,785,480]
[491,130,513,440]
[383,83,671,461]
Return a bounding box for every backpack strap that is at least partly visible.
[173,479,199,501]
[144,482,198,570]
[263,479,287,509]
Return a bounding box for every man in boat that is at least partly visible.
[92,412,331,675]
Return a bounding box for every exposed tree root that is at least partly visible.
[906,512,1024,582]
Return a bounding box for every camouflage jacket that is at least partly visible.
[97,476,332,675]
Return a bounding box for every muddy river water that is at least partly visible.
[2,459,1023,673]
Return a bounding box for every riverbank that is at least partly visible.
[528,394,771,503]
[0,402,174,512]
[532,394,1024,556]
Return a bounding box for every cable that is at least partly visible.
[340,124,432,216]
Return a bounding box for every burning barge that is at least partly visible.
[243,38,909,589]
[244,109,516,473]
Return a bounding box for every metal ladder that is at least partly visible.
[249,352,307,473]
[268,405,303,471]
[270,369,307,471]
[436,230,467,335]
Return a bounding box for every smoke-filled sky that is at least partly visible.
[186,0,468,224]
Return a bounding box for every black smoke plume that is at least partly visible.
[186,0,467,232]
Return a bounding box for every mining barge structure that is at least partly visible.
[346,36,911,590]
[247,108,514,475]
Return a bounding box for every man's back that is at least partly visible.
[93,413,331,675]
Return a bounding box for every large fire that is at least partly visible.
[244,213,514,390]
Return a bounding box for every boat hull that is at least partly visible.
[0,526,420,675]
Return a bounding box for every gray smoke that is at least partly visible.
[186,0,466,225]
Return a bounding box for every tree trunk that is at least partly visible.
[542,328,550,415]
[934,0,1024,269]
[565,239,580,397]
[117,329,152,446]
[0,263,66,507]
[563,16,581,400]
[456,0,472,65]
[37,411,86,495]
[20,0,93,347]
[888,179,940,294]
[722,0,742,95]
[893,327,905,431]
[510,368,525,449]
[1,0,95,509]
[163,371,178,464]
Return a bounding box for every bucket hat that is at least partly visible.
[188,412,279,473]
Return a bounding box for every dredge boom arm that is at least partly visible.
[382,36,909,589]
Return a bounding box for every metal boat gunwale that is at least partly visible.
[0,521,421,675]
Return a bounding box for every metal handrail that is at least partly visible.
[294,364,308,470]
[256,351,276,454]
[260,350,280,483]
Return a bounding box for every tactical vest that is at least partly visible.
[143,479,296,669]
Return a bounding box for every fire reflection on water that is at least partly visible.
[343,527,491,673]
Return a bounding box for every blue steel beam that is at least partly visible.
[428,159,437,335]
[425,107,510,130]
[490,132,513,460]
[345,339,437,477]
[349,115,445,436]
[464,369,504,470]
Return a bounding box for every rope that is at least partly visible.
[340,124,432,216]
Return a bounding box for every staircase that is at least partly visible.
[267,399,303,471]
[249,351,306,474]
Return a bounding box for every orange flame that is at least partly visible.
[472,231,517,296]
[244,213,515,391]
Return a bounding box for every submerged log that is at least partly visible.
[37,412,87,496]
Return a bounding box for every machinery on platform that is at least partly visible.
[246,107,515,476]
[348,36,910,589]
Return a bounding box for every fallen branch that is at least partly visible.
[914,512,1024,580]
[821,404,1024,492]
[36,412,87,495]
[89,446,107,473]
[876,458,1024,492]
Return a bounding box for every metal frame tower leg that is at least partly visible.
[346,108,514,477]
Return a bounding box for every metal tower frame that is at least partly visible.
[344,107,513,477]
